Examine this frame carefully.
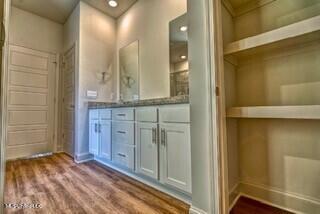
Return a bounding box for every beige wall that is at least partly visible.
[9,6,63,53]
[234,0,320,40]
[76,1,116,156]
[116,0,187,99]
[222,0,320,211]
[63,4,80,52]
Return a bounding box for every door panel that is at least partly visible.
[6,45,56,159]
[89,120,99,156]
[160,123,192,193]
[61,46,75,156]
[137,122,158,179]
[100,120,111,160]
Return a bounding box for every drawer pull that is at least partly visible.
[152,128,157,144]
[117,114,126,117]
[161,129,166,146]
[117,153,126,158]
[117,131,126,134]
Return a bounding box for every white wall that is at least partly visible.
[76,1,116,158]
[116,0,187,99]
[63,3,80,52]
[9,6,63,53]
[188,0,216,213]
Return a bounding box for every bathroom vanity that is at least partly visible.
[88,96,191,202]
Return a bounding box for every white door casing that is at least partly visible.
[160,123,192,193]
[1,0,11,212]
[137,122,159,180]
[61,46,75,156]
[6,45,56,159]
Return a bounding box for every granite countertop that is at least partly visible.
[88,95,189,109]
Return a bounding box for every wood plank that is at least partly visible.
[231,196,294,214]
[224,15,320,55]
[227,105,320,119]
[4,153,190,214]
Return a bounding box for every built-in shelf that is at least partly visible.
[227,105,320,119]
[224,15,320,56]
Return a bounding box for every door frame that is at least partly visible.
[60,43,78,157]
[0,0,11,212]
[188,0,224,213]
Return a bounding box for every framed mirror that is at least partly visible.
[119,40,139,101]
[169,13,189,97]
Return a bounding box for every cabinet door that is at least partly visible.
[160,123,191,193]
[136,122,158,179]
[99,120,112,160]
[89,119,99,155]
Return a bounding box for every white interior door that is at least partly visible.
[62,46,75,156]
[6,45,56,159]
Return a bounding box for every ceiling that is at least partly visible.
[12,0,138,24]
[83,0,137,19]
[228,0,253,8]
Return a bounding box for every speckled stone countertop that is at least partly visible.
[88,95,189,109]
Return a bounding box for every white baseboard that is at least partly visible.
[240,182,320,214]
[189,206,207,214]
[94,157,192,205]
[74,152,93,163]
[229,193,241,212]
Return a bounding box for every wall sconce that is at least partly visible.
[99,70,112,84]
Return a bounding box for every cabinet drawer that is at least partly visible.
[112,108,134,121]
[112,143,135,170]
[136,107,158,122]
[100,109,111,120]
[112,121,135,145]
[159,105,190,123]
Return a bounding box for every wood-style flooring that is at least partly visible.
[4,153,190,214]
[230,196,294,214]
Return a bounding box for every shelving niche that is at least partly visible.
[218,0,320,213]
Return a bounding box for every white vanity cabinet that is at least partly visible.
[89,103,191,197]
[136,107,159,180]
[159,105,192,194]
[89,109,112,160]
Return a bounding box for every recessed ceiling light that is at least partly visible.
[180,26,188,32]
[180,55,187,59]
[108,0,118,7]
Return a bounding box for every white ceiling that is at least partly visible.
[83,0,137,19]
[228,0,253,8]
[12,0,138,24]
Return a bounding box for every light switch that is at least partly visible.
[87,90,98,99]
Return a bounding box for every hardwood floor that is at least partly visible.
[230,197,294,214]
[4,153,190,214]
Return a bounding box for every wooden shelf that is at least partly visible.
[227,105,320,119]
[224,15,320,56]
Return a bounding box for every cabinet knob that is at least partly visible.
[117,153,126,158]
